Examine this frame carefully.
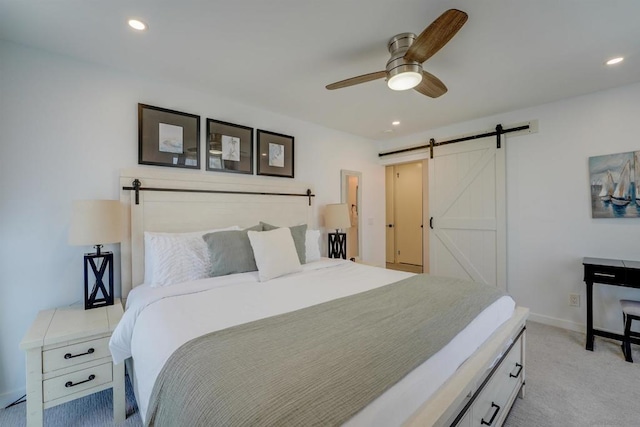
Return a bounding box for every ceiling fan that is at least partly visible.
[325,9,468,98]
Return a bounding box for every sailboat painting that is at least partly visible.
[589,151,639,218]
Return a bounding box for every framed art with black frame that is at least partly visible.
[206,119,253,174]
[257,129,294,178]
[138,103,200,169]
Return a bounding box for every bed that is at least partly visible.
[113,169,528,427]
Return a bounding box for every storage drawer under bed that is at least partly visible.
[470,334,523,426]
[454,329,524,427]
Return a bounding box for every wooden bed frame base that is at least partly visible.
[405,307,528,427]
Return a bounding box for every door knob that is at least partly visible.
[387,224,394,228]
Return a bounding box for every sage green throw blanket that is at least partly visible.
[146,274,505,426]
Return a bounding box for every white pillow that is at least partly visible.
[305,229,321,262]
[248,228,302,282]
[144,226,240,287]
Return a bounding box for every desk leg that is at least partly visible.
[586,280,594,351]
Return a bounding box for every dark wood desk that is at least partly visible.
[583,257,640,351]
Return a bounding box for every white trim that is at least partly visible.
[379,150,429,166]
[0,387,26,409]
[528,312,625,338]
[528,313,585,333]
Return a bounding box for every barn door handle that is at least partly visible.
[429,217,434,229]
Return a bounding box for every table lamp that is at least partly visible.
[68,200,123,309]
[324,203,351,259]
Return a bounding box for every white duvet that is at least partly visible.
[110,259,515,425]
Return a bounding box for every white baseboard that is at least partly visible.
[528,312,625,338]
[528,312,585,333]
[0,387,26,409]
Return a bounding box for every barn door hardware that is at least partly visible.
[378,123,531,158]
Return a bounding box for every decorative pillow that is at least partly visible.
[203,225,263,277]
[248,228,302,282]
[144,226,240,287]
[260,222,307,264]
[305,229,321,262]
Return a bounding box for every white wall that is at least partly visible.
[0,40,385,403]
[380,82,640,334]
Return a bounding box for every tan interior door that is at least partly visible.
[395,162,423,266]
[385,166,396,263]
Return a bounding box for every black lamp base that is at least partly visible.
[84,251,114,310]
[328,232,347,259]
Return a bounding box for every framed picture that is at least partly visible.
[138,103,200,169]
[206,119,253,174]
[257,129,294,178]
[589,150,640,218]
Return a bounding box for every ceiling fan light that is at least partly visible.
[387,71,422,91]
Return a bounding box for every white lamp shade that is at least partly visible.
[324,203,351,230]
[68,200,123,246]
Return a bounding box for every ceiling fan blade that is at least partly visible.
[326,71,386,90]
[413,71,447,98]
[404,9,468,63]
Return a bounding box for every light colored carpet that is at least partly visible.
[1,321,638,426]
[504,322,640,427]
[0,375,142,426]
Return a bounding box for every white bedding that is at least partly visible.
[110,259,515,425]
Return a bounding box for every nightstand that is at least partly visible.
[19,300,125,426]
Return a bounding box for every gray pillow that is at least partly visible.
[203,225,262,277]
[260,222,307,264]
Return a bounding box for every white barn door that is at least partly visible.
[428,136,506,290]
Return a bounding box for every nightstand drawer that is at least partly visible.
[43,337,110,373]
[43,362,112,402]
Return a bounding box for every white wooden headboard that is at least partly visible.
[119,168,314,298]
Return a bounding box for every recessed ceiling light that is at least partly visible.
[606,57,624,65]
[128,19,147,31]
[392,121,400,126]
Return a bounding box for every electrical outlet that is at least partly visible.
[569,294,580,307]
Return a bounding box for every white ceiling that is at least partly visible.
[2,1,640,141]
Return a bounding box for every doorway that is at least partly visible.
[341,170,362,261]
[385,161,427,273]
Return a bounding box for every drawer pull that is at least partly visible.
[65,374,95,388]
[481,402,501,426]
[509,362,523,378]
[64,348,94,359]
[593,272,615,278]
